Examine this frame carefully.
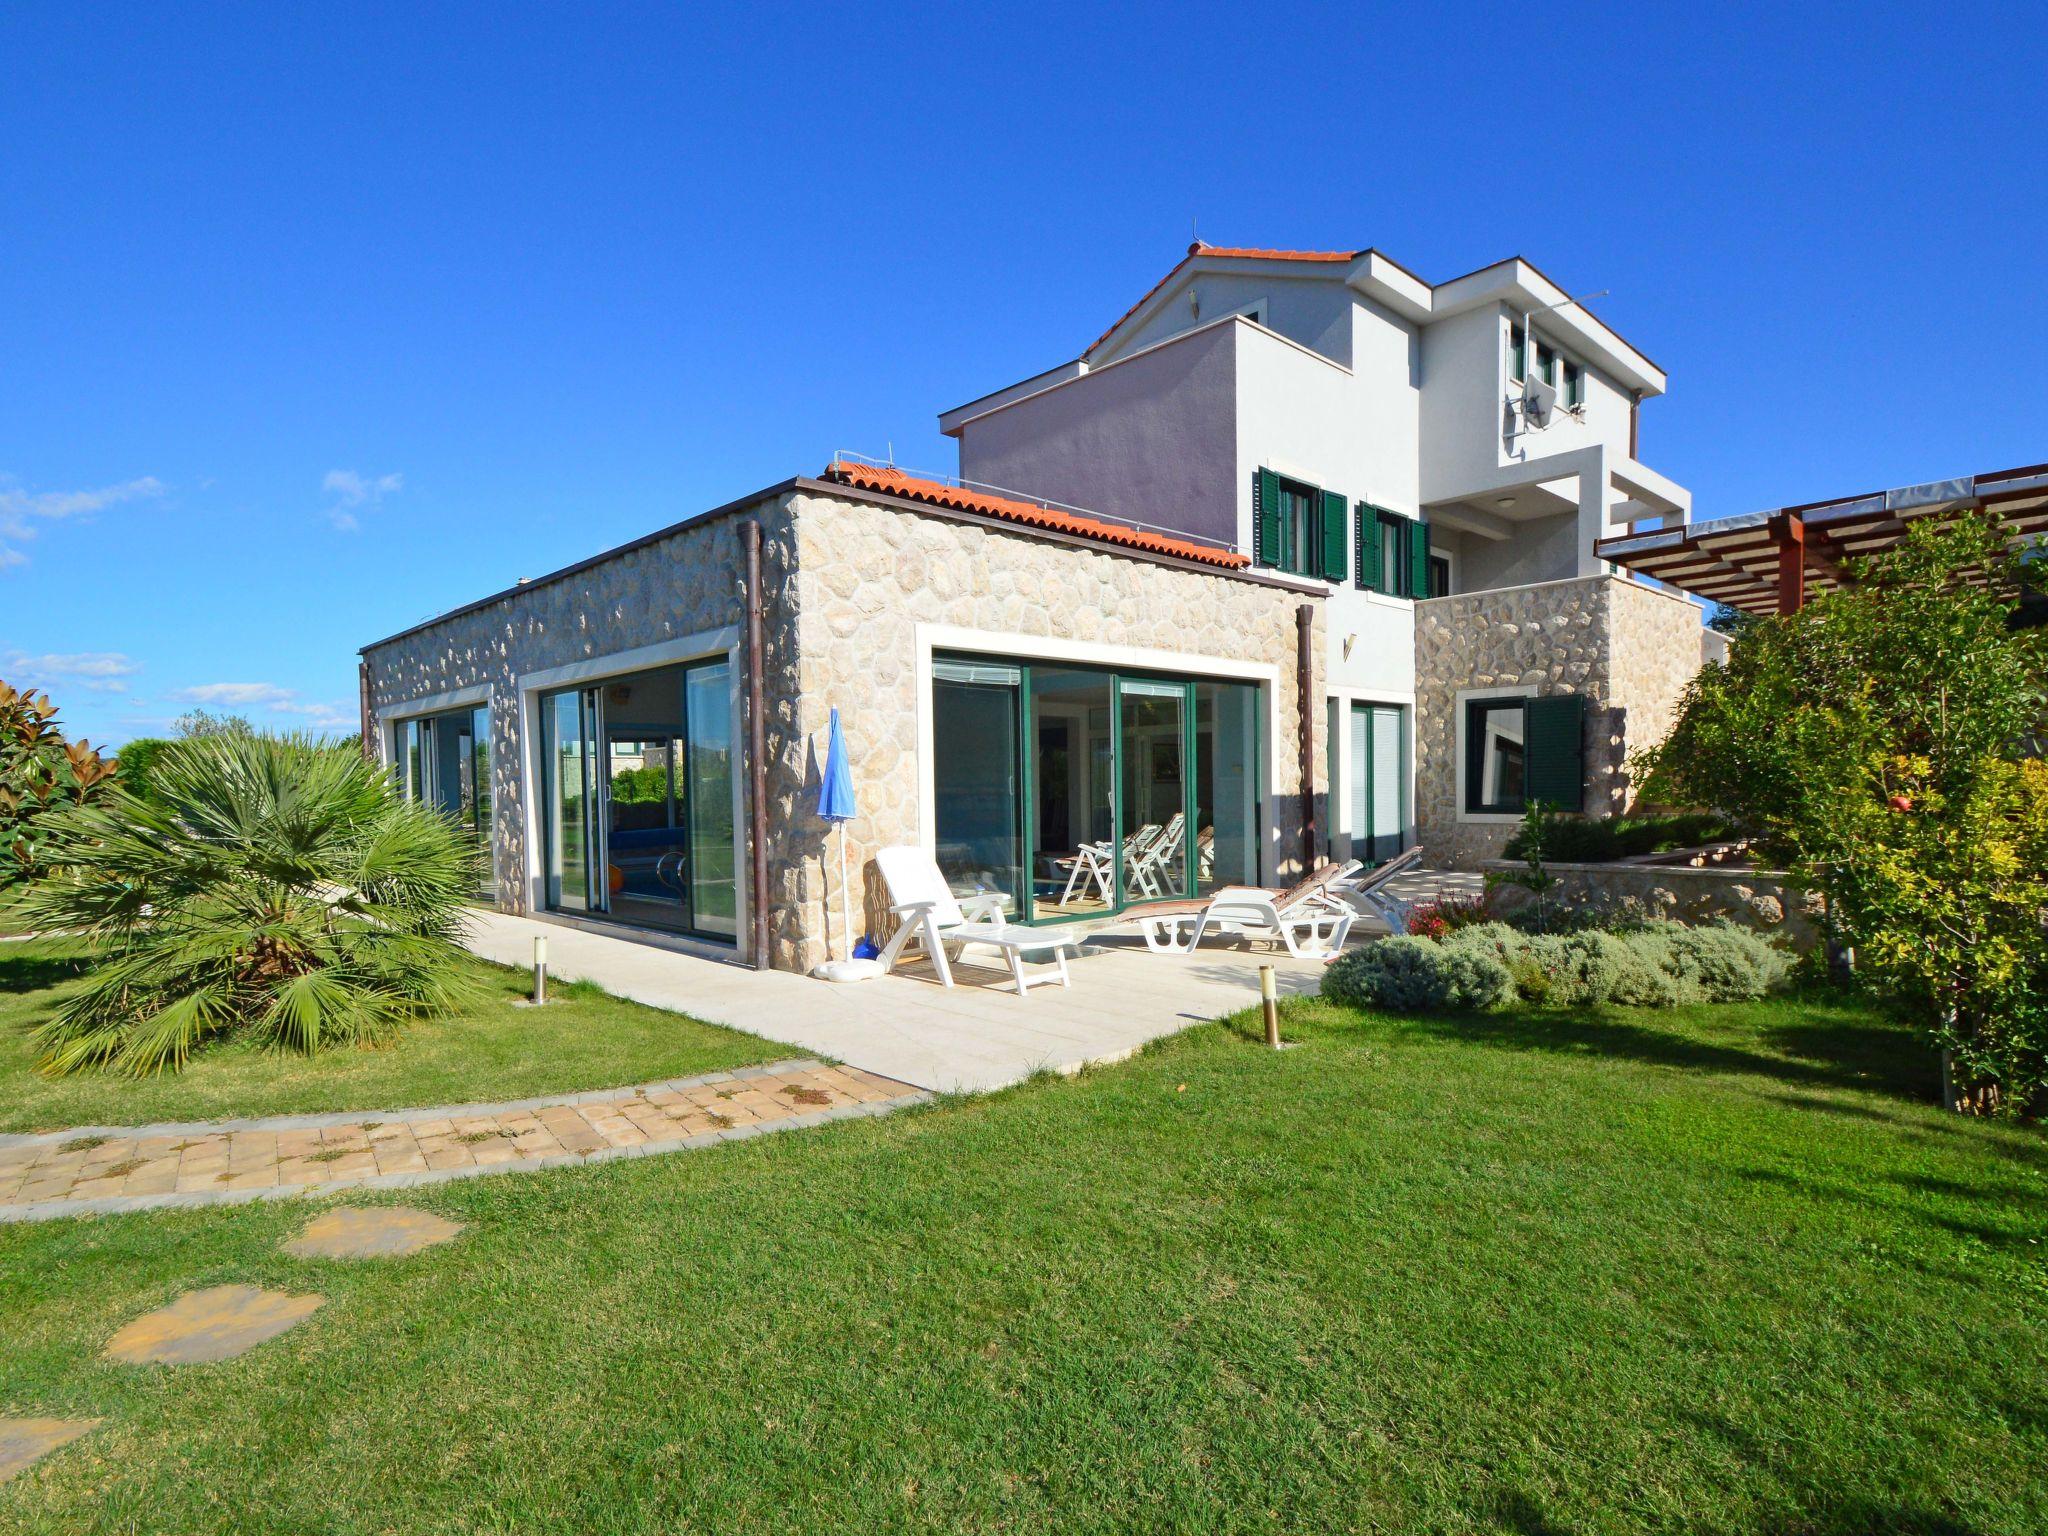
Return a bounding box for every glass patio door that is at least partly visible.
[544,687,602,913]
[541,661,735,940]
[1118,679,1189,902]
[932,654,1264,926]
[1028,668,1115,920]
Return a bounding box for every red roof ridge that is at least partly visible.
[820,462,1250,571]
[1086,242,1366,354]
[1187,241,1359,262]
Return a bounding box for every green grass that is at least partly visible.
[0,938,774,1133]
[0,986,2041,1531]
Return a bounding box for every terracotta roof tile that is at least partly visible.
[820,462,1250,571]
[1086,240,1364,354]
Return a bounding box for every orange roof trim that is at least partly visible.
[821,462,1250,571]
[1086,240,1364,354]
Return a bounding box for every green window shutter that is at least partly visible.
[1320,490,1348,581]
[1408,518,1431,599]
[1254,469,1281,567]
[1355,504,1381,591]
[1524,694,1585,812]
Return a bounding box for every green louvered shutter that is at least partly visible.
[1254,469,1282,568]
[1320,490,1349,581]
[1408,518,1431,599]
[1524,694,1585,812]
[1355,504,1381,590]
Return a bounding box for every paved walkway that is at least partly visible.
[0,1060,924,1224]
[459,869,1482,1096]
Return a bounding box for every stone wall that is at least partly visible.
[1483,861,1825,951]
[359,494,795,923]
[1413,574,1706,870]
[779,491,1323,974]
[362,485,1320,974]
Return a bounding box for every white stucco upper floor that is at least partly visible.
[938,242,1693,598]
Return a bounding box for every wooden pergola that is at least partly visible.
[1592,462,2048,615]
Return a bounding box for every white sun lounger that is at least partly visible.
[875,845,1082,996]
[1134,860,1362,960]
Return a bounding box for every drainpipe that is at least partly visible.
[742,518,773,970]
[357,659,375,765]
[1296,603,1316,872]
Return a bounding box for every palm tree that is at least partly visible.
[23,732,482,1075]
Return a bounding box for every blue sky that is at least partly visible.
[4,2,2043,747]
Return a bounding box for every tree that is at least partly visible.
[21,732,481,1075]
[111,736,177,807]
[0,679,120,890]
[174,708,256,739]
[1640,514,2048,1113]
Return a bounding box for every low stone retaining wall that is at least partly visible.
[1482,860,1825,951]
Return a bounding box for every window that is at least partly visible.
[1564,359,1584,409]
[1462,694,1586,816]
[1254,469,1347,580]
[1465,699,1527,814]
[1509,323,1526,382]
[1355,505,1433,598]
[392,705,494,898]
[1536,340,1558,386]
[1428,554,1452,598]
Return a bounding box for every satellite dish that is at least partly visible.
[1522,373,1557,428]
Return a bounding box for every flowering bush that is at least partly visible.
[1403,894,1491,939]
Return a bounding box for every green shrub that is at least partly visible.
[1652,920,1792,1001]
[1322,936,1514,1013]
[1504,811,1734,864]
[1323,918,1788,1016]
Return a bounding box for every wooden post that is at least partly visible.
[1776,512,1806,616]
[1296,604,1316,873]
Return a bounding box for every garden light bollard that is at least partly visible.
[533,934,548,1006]
[1260,964,1280,1049]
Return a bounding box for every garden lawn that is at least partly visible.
[2,989,2044,1534]
[0,937,773,1133]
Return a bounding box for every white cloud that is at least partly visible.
[170,682,356,733]
[0,475,165,568]
[173,682,299,709]
[1,650,142,694]
[321,469,402,531]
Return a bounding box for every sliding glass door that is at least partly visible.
[1030,668,1116,920]
[1119,680,1188,902]
[540,658,734,941]
[931,654,1264,926]
[544,689,597,912]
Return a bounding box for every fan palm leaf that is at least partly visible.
[21,731,483,1075]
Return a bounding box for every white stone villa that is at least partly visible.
[359,241,1724,972]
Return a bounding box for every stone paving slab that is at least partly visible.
[282,1206,466,1260]
[0,1060,929,1224]
[102,1285,324,1365]
[0,1418,99,1482]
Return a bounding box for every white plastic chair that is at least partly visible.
[875,845,1081,996]
[1124,813,1184,899]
